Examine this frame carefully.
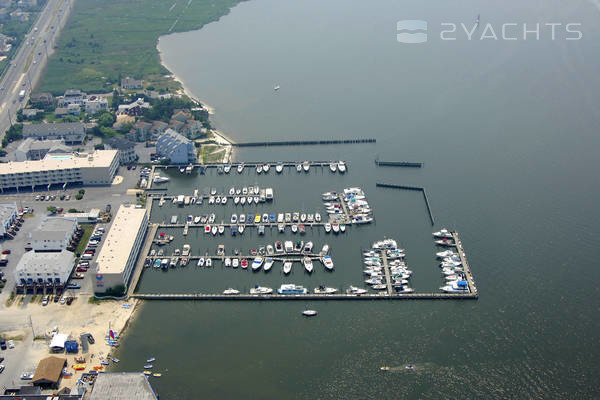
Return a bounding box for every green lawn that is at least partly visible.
[36,0,243,95]
[75,224,94,255]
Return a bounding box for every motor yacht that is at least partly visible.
[302,309,318,316]
[277,284,307,294]
[433,228,453,238]
[303,257,314,273]
[321,255,334,270]
[232,258,239,268]
[241,259,248,269]
[224,257,231,267]
[264,258,274,271]
[276,163,283,173]
[320,244,329,255]
[231,214,238,224]
[250,286,273,295]
[252,257,263,271]
[263,163,270,173]
[296,163,302,172]
[278,223,285,233]
[291,224,298,233]
[302,161,310,172]
[275,241,284,253]
[283,260,292,274]
[329,162,337,172]
[314,286,337,294]
[284,241,294,253]
[256,165,263,174]
[324,223,332,233]
[337,161,346,173]
[238,225,245,234]
[223,288,239,295]
[347,286,368,295]
[197,257,205,267]
[237,164,244,174]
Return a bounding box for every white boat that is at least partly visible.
[218,225,225,235]
[436,250,457,259]
[329,162,337,172]
[263,163,270,173]
[302,161,310,172]
[332,223,340,233]
[238,225,245,234]
[223,288,239,295]
[215,196,221,204]
[340,224,346,233]
[296,163,302,172]
[256,165,263,174]
[211,226,218,235]
[232,258,239,268]
[396,286,414,293]
[252,257,263,271]
[278,284,308,294]
[278,223,285,233]
[347,286,368,295]
[247,196,253,204]
[291,224,298,233]
[250,286,273,295]
[224,257,231,267]
[321,255,334,270]
[237,164,244,174]
[210,188,217,195]
[153,175,170,183]
[303,241,313,253]
[302,309,318,316]
[224,164,231,174]
[303,257,313,273]
[284,241,294,253]
[242,187,248,195]
[285,213,292,222]
[240,197,246,205]
[283,260,292,274]
[324,223,332,233]
[209,196,215,204]
[234,196,240,205]
[264,258,274,271]
[221,196,227,205]
[274,84,280,90]
[197,257,205,267]
[229,187,235,196]
[194,216,201,224]
[320,244,329,255]
[206,258,212,267]
[300,213,306,222]
[433,228,453,238]
[315,213,321,222]
[275,163,283,173]
[372,284,387,290]
[338,161,346,173]
[314,286,337,294]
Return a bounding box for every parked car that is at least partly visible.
[66,297,74,305]
[1,250,10,254]
[53,295,60,303]
[21,372,33,380]
[0,338,6,350]
[42,295,49,306]
[59,296,67,305]
[66,283,80,290]
[65,195,70,200]
[0,365,5,373]
[87,334,95,344]
[76,267,88,272]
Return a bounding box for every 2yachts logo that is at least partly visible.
[397,20,583,43]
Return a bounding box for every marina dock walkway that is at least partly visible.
[131,292,477,300]
[127,223,158,297]
[380,251,393,295]
[452,231,477,296]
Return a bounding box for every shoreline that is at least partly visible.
[157,41,235,163]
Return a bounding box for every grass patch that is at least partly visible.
[75,225,94,255]
[0,334,24,341]
[88,296,100,304]
[200,144,225,163]
[33,335,47,341]
[5,292,15,307]
[36,0,243,94]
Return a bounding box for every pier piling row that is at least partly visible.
[376,183,435,226]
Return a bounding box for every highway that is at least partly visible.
[0,0,72,141]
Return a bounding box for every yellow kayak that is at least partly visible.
[143,370,152,375]
[380,366,390,371]
[152,373,162,377]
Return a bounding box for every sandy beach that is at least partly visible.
[0,297,141,389]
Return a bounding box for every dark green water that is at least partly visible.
[114,0,600,398]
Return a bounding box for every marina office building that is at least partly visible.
[0,150,119,191]
[95,205,148,295]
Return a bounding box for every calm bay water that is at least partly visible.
[114,0,600,398]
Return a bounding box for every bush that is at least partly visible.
[75,194,83,200]
[94,143,105,150]
[46,206,57,214]
[68,208,80,213]
[78,189,85,195]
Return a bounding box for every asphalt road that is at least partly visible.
[0,0,72,139]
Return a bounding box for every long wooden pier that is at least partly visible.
[127,223,158,297]
[380,250,393,295]
[231,139,376,147]
[452,231,477,296]
[155,160,347,169]
[131,292,477,300]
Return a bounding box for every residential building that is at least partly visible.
[120,77,143,90]
[30,92,54,106]
[117,98,150,116]
[168,119,184,133]
[64,208,100,224]
[22,122,85,144]
[156,128,196,164]
[171,109,190,122]
[0,32,13,55]
[22,108,42,119]
[15,138,68,161]
[14,249,75,287]
[149,120,168,140]
[129,120,151,142]
[58,89,86,107]
[105,137,136,164]
[0,150,119,191]
[89,373,159,400]
[10,8,28,22]
[182,119,206,139]
[85,95,108,114]
[95,205,148,295]
[30,216,78,252]
[0,203,17,236]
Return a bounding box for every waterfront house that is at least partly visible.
[156,128,196,164]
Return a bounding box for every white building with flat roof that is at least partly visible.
[14,249,75,286]
[0,150,119,191]
[95,205,148,295]
[0,203,17,236]
[31,217,78,252]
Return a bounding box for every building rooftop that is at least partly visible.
[89,372,158,400]
[106,137,135,151]
[96,205,147,275]
[22,122,85,136]
[32,356,66,385]
[0,203,17,221]
[0,150,118,175]
[30,217,77,243]
[17,138,66,153]
[15,250,75,274]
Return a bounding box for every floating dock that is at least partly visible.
[131,292,476,300]
[375,160,422,168]
[155,160,349,170]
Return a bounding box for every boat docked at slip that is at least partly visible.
[302,161,310,172]
[284,241,294,253]
[232,258,239,268]
[314,286,337,294]
[303,257,314,273]
[223,288,240,295]
[303,241,313,253]
[256,164,263,174]
[153,175,170,183]
[441,280,469,293]
[433,228,453,238]
[237,163,244,173]
[263,163,270,173]
[205,258,212,267]
[346,286,368,295]
[282,259,293,274]
[276,163,283,173]
[321,255,334,270]
[436,250,457,259]
[197,257,205,267]
[224,164,231,173]
[296,163,302,172]
[264,258,274,272]
[231,214,238,224]
[324,223,332,233]
[250,285,273,295]
[337,161,346,173]
[251,257,263,271]
[329,162,337,172]
[277,284,308,294]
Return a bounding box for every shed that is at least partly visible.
[32,356,67,389]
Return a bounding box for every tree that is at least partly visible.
[94,143,105,150]
[2,124,23,147]
[16,109,24,122]
[110,89,120,110]
[98,112,115,127]
[75,194,83,200]
[46,206,57,214]
[78,189,85,195]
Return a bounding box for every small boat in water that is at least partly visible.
[284,241,294,253]
[321,255,334,270]
[256,164,263,174]
[197,257,205,267]
[278,284,308,294]
[329,162,337,172]
[263,163,270,173]
[252,257,264,271]
[433,228,453,238]
[303,257,314,273]
[237,164,244,173]
[241,259,248,269]
[324,223,331,233]
[264,257,274,271]
[337,161,346,173]
[283,259,292,274]
[302,309,318,316]
[276,163,283,173]
[250,285,273,294]
[296,163,302,172]
[205,258,212,267]
[314,285,337,294]
[346,286,368,295]
[223,288,240,295]
[302,161,310,172]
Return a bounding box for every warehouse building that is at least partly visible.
[0,150,119,191]
[95,205,148,295]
